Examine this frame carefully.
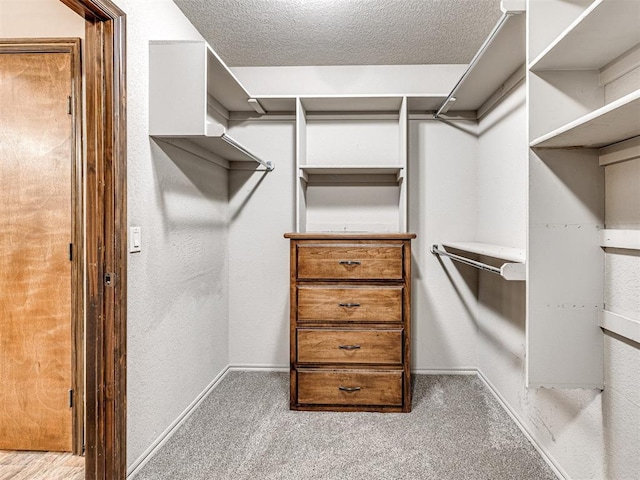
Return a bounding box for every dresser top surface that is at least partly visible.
[284,233,416,240]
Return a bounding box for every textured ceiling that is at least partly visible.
[173,0,503,67]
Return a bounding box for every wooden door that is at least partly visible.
[0,50,75,452]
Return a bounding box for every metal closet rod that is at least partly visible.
[220,133,274,171]
[431,245,501,275]
[433,2,525,119]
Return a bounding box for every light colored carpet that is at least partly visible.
[134,372,557,480]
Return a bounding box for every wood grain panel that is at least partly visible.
[297,244,403,280]
[297,369,403,406]
[297,286,402,322]
[0,52,73,452]
[297,328,402,364]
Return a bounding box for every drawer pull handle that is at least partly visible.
[338,386,361,392]
[339,260,361,266]
[339,303,361,308]
[338,344,361,350]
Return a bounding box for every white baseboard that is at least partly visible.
[229,363,289,372]
[126,365,232,479]
[476,369,568,480]
[412,367,477,375]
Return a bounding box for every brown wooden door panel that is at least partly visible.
[297,328,403,364]
[297,244,403,280]
[297,286,403,322]
[297,369,403,406]
[0,51,73,452]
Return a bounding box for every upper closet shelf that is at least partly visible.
[434,0,526,117]
[530,90,640,148]
[255,95,448,114]
[530,0,640,71]
[432,242,526,281]
[149,40,274,170]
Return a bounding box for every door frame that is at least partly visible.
[0,37,84,455]
[58,1,127,479]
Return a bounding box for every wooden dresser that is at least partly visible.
[284,233,415,412]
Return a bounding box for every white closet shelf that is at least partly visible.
[441,242,525,263]
[433,242,526,281]
[529,0,640,71]
[443,11,525,112]
[299,165,403,176]
[149,40,274,170]
[599,229,640,250]
[255,95,449,114]
[153,127,274,171]
[530,90,640,148]
[599,309,640,345]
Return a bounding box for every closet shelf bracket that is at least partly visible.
[431,244,525,281]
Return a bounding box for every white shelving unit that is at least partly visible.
[527,0,640,389]
[149,40,273,171]
[529,0,640,71]
[530,90,640,148]
[295,96,408,233]
[434,242,526,281]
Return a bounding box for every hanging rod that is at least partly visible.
[221,133,274,171]
[431,244,525,281]
[433,0,525,119]
[431,245,501,274]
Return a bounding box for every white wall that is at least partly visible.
[409,118,479,370]
[227,120,295,368]
[114,0,232,472]
[0,0,83,37]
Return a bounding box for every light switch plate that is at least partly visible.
[130,227,141,253]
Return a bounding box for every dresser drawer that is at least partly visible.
[297,244,403,280]
[297,369,403,406]
[297,328,403,364]
[297,286,402,322]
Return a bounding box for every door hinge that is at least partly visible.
[105,272,115,286]
[69,389,73,408]
[69,243,73,261]
[67,96,72,115]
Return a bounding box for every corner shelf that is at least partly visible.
[149,40,274,171]
[529,0,640,71]
[446,10,526,112]
[530,90,640,149]
[433,242,526,281]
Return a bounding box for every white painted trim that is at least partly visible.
[126,365,232,478]
[599,136,640,166]
[412,368,477,375]
[599,309,640,345]
[600,43,640,86]
[476,370,568,480]
[229,363,289,372]
[599,229,640,250]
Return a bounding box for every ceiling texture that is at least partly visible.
[172,0,504,67]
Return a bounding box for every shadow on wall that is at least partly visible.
[228,168,269,221]
[150,138,269,228]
